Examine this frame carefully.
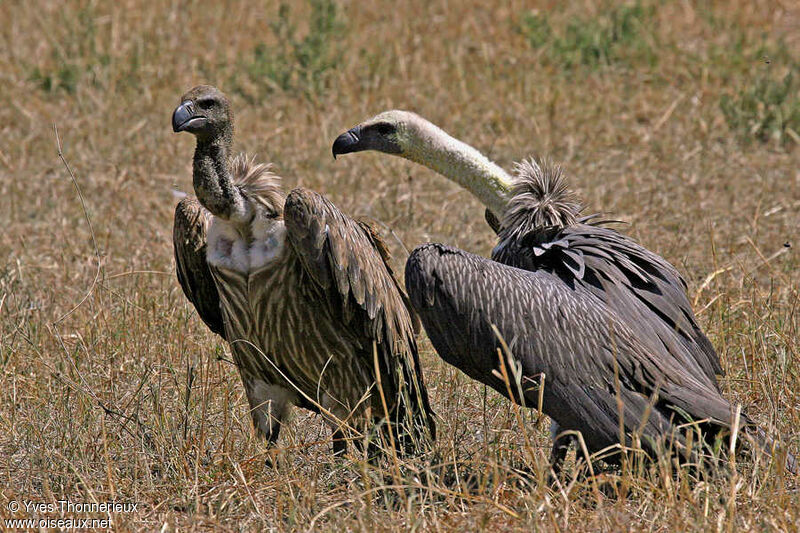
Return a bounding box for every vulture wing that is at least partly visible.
[283,188,436,443]
[173,196,226,338]
[407,243,733,456]
[492,220,722,389]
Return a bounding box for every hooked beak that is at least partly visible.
[172,101,205,132]
[331,125,363,159]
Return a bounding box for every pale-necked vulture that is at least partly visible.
[332,110,795,473]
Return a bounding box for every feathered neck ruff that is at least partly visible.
[229,153,285,218]
[497,158,582,242]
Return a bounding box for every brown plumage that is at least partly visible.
[172,86,435,458]
[447,161,794,474]
[174,195,224,337]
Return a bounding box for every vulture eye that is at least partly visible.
[374,123,395,135]
[197,98,215,110]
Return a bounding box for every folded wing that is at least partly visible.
[173,196,226,338]
[407,243,732,455]
[493,220,722,390]
[284,188,436,443]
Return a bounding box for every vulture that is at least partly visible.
[332,111,796,473]
[171,88,435,458]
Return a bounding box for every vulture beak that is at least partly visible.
[331,125,363,159]
[172,101,205,132]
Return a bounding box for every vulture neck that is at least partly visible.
[192,127,252,225]
[404,124,513,218]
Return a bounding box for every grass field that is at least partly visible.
[1,0,799,530]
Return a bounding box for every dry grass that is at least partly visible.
[1,0,799,530]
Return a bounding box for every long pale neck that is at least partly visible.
[404,124,513,218]
[192,131,252,224]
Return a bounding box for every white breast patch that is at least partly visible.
[249,216,287,270]
[206,216,287,273]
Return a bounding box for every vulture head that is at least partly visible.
[331,110,434,159]
[332,110,516,221]
[172,85,233,143]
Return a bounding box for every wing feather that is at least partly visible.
[283,188,435,442]
[493,222,722,388]
[173,197,226,338]
[407,243,733,455]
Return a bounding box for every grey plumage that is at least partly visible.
[492,160,722,390]
[498,159,581,233]
[406,243,736,464]
[331,112,794,472]
[406,160,794,472]
[172,86,435,457]
[406,243,797,472]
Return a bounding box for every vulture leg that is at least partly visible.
[245,379,296,446]
[548,421,574,480]
[321,392,353,457]
[331,430,347,456]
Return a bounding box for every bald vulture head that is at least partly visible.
[333,110,514,218]
[172,85,234,145]
[332,110,444,159]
